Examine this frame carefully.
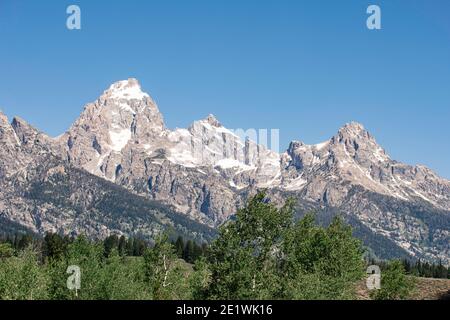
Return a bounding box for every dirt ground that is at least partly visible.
[356,277,450,300]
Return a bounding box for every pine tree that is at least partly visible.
[126,237,134,256]
[193,242,203,262]
[17,234,33,251]
[174,236,184,258]
[133,238,146,256]
[118,236,127,256]
[43,233,66,260]
[183,240,195,263]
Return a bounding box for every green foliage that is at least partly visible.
[189,257,211,300]
[181,239,205,263]
[45,236,152,300]
[143,235,191,300]
[96,251,152,300]
[0,193,420,301]
[371,260,415,300]
[64,236,105,299]
[0,243,14,258]
[172,236,206,263]
[118,236,127,256]
[283,214,365,299]
[205,193,293,300]
[367,257,450,280]
[411,259,449,279]
[174,236,184,258]
[43,233,68,260]
[0,247,49,300]
[101,235,148,258]
[103,235,120,257]
[24,166,217,244]
[203,192,364,300]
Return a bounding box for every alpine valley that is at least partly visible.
[1,79,449,264]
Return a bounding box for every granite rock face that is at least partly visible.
[0,110,214,242]
[1,79,449,264]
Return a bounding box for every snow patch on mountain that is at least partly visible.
[215,158,254,170]
[109,129,131,152]
[284,175,308,191]
[2,79,450,264]
[314,141,329,151]
[104,78,149,101]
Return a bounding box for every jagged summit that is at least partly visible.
[342,121,366,130]
[11,116,34,144]
[1,81,449,264]
[102,78,150,101]
[59,79,165,180]
[0,112,20,147]
[11,116,44,144]
[287,122,368,151]
[94,78,161,120]
[11,116,29,127]
[203,114,222,127]
[0,110,9,125]
[337,121,370,138]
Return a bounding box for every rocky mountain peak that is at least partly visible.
[101,78,149,101]
[0,112,20,146]
[11,116,51,144]
[11,116,37,144]
[287,140,306,154]
[336,121,370,140]
[57,79,166,180]
[0,113,56,179]
[203,114,222,127]
[342,121,365,131]
[329,121,388,162]
[1,85,450,265]
[0,110,11,129]
[93,78,163,126]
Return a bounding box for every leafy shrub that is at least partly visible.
[371,260,415,300]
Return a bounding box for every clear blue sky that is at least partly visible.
[0,0,449,178]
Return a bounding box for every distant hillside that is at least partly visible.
[0,154,216,243]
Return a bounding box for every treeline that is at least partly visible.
[172,236,207,264]
[0,232,208,264]
[0,233,150,259]
[367,258,450,280]
[0,233,35,252]
[403,259,449,279]
[0,193,418,300]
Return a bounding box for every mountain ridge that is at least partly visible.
[0,110,215,243]
[1,78,449,264]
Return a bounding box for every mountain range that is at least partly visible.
[1,78,449,264]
